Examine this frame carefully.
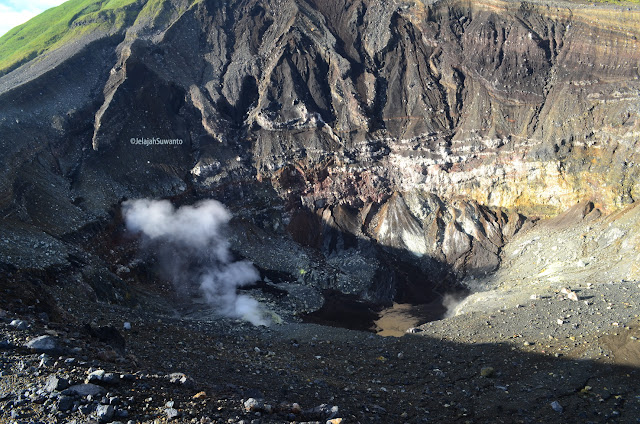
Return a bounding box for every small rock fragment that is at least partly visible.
[115,408,129,418]
[45,375,70,393]
[79,404,96,415]
[193,391,207,399]
[38,353,53,368]
[480,367,495,378]
[10,319,28,330]
[103,372,118,384]
[306,404,340,420]
[165,408,180,420]
[25,335,59,353]
[57,395,75,412]
[63,383,107,397]
[87,369,106,383]
[244,398,263,412]
[169,372,194,387]
[550,401,563,413]
[96,404,115,422]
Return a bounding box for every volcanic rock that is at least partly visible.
[25,336,59,354]
[9,319,28,330]
[45,375,70,393]
[63,384,107,398]
[0,0,638,317]
[96,404,115,422]
[0,2,640,421]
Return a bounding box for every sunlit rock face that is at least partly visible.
[0,0,638,308]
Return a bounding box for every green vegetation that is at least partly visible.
[134,0,201,30]
[0,0,202,76]
[0,0,143,76]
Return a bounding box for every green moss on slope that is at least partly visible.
[133,0,201,31]
[0,0,144,76]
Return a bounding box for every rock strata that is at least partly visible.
[0,0,639,322]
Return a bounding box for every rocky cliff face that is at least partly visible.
[1,0,639,315]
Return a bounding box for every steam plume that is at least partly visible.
[122,199,269,326]
[442,292,466,318]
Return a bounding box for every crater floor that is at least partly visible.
[2,268,640,423]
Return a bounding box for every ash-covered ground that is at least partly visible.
[3,202,640,424]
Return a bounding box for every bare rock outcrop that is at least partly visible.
[0,0,638,310]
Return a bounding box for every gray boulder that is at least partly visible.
[25,335,59,353]
[63,383,107,397]
[45,375,70,393]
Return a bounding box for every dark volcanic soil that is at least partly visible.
[2,278,640,424]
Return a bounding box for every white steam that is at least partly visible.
[442,292,466,318]
[122,199,269,326]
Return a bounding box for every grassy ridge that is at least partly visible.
[0,0,202,76]
[0,0,143,76]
